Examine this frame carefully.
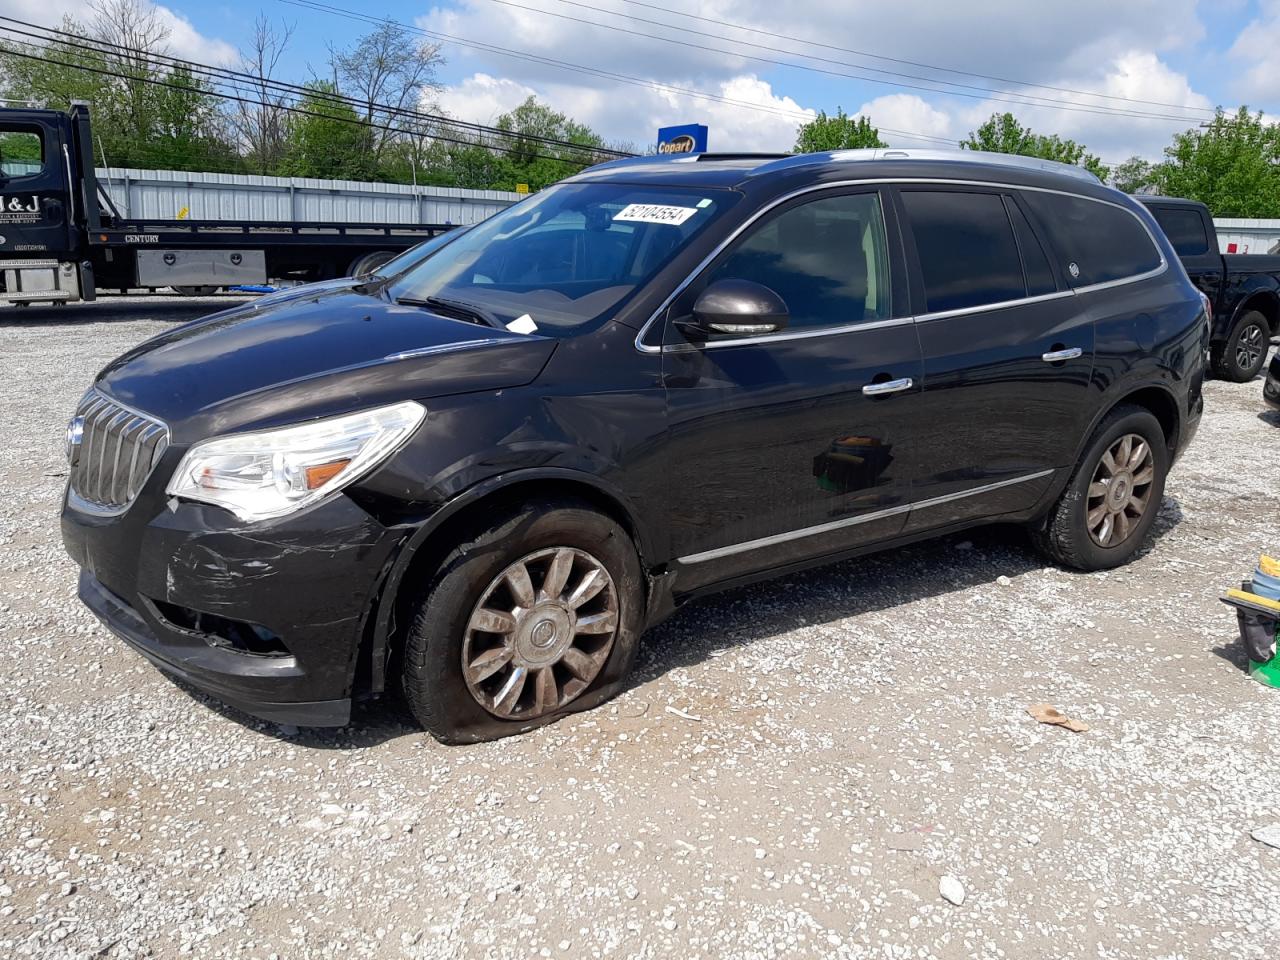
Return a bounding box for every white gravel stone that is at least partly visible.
[0,299,1276,960]
[939,875,966,906]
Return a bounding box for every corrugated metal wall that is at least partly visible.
[95,168,522,226]
[1213,218,1280,256]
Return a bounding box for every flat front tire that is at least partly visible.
[400,499,644,744]
[1032,404,1169,571]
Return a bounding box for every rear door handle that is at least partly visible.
[1041,347,1083,362]
[862,377,914,396]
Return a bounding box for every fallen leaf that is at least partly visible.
[1027,703,1089,733]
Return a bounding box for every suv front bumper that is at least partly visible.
[61,489,408,727]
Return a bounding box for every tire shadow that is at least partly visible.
[634,496,1185,687]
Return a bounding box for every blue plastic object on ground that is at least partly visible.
[1253,560,1280,602]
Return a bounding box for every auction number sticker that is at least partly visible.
[613,203,698,226]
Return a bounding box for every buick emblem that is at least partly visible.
[65,415,84,465]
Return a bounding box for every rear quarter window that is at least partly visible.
[1021,191,1162,287]
[1150,207,1210,257]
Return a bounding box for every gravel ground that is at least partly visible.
[2,298,1279,960]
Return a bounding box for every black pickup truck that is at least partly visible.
[1138,197,1279,381]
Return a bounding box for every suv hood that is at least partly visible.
[96,289,557,441]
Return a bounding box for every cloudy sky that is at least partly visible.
[3,0,1279,163]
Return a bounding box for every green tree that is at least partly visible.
[490,97,609,190]
[1155,107,1280,217]
[328,21,444,169]
[794,109,886,152]
[1109,156,1159,194]
[962,112,1109,180]
[278,82,377,180]
[0,3,237,172]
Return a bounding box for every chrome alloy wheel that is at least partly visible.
[461,547,619,720]
[1236,322,1266,374]
[1085,433,1155,548]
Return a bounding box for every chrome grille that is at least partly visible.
[69,392,169,512]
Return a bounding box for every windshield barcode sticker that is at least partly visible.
[613,203,699,226]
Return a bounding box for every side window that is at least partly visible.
[901,190,1024,313]
[707,192,891,330]
[1007,199,1057,296]
[0,128,44,178]
[1021,191,1162,286]
[1151,207,1210,257]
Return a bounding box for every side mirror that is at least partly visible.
[680,279,789,339]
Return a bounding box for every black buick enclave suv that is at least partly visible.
[61,149,1207,742]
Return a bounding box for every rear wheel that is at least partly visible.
[347,251,396,278]
[1032,404,1169,571]
[400,499,644,744]
[173,285,220,297]
[1212,310,1270,382]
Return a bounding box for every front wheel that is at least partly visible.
[400,499,644,744]
[1032,404,1169,571]
[1212,310,1270,382]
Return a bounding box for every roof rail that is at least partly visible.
[585,151,790,173]
[750,147,1103,184]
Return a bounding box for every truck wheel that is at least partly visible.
[173,285,221,297]
[347,251,396,278]
[1212,310,1270,382]
[400,498,644,744]
[1031,404,1168,572]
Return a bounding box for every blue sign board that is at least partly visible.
[657,124,708,155]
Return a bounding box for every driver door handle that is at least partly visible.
[1042,347,1083,362]
[862,377,914,396]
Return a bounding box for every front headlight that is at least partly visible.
[166,401,425,521]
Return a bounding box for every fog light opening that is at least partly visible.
[150,599,291,657]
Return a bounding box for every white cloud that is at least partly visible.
[436,73,539,126]
[949,51,1213,162]
[419,0,1215,162]
[0,0,236,67]
[154,5,236,66]
[437,71,813,151]
[1227,0,1280,107]
[853,94,954,146]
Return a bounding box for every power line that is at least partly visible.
[0,15,632,162]
[0,41,619,168]
[277,0,964,147]
[468,0,1215,124]
[587,0,1217,116]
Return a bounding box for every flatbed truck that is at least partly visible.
[0,103,453,305]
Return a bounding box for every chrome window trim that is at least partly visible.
[636,177,1167,354]
[662,315,916,353]
[677,469,1054,565]
[912,288,1076,323]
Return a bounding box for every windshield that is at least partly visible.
[372,226,473,278]
[386,182,735,334]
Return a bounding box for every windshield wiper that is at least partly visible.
[395,295,501,329]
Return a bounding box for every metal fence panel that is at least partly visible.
[1213,218,1280,255]
[95,168,522,225]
